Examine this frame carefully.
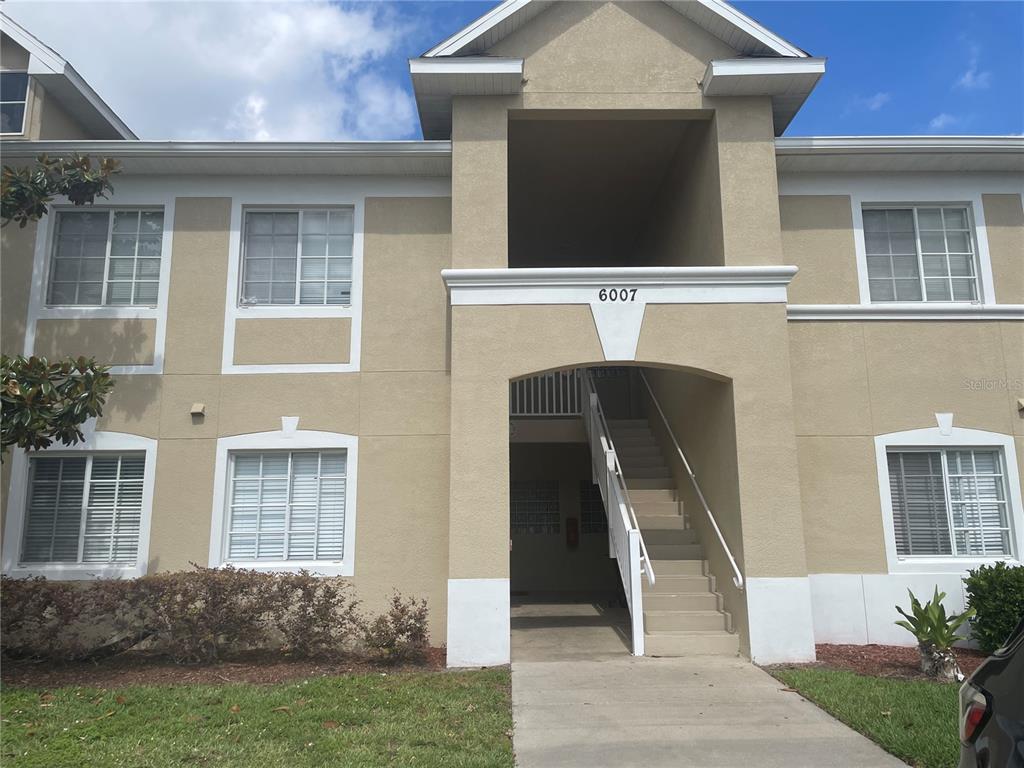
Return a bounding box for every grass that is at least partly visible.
[0,668,513,768]
[773,667,960,768]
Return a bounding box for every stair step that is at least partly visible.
[627,478,676,490]
[644,610,728,632]
[644,631,739,657]
[634,512,685,529]
[643,592,719,611]
[641,528,698,546]
[629,489,677,503]
[615,444,662,455]
[608,419,650,428]
[610,431,656,442]
[618,456,667,469]
[650,559,705,576]
[622,466,671,479]
[647,543,703,560]
[643,573,712,592]
[632,500,682,515]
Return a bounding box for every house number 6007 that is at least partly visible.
[598,288,638,302]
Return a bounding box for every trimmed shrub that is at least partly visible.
[272,571,362,659]
[363,592,429,663]
[964,562,1024,654]
[1,568,429,665]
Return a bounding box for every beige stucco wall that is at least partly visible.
[984,193,1024,305]
[789,320,1024,574]
[0,219,36,354]
[780,195,860,305]
[233,318,351,365]
[1,33,30,70]
[34,318,157,366]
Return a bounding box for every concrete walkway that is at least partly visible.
[511,602,905,768]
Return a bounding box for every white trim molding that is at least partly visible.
[207,423,359,576]
[787,304,1024,321]
[874,423,1024,574]
[744,576,816,664]
[24,196,176,375]
[1,424,157,580]
[443,266,797,362]
[446,578,510,667]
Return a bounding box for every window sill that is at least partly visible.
[4,563,147,581]
[888,555,1020,575]
[787,303,1024,321]
[219,560,353,577]
[37,305,160,320]
[233,305,354,319]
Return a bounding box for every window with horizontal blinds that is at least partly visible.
[240,209,354,306]
[21,454,145,565]
[226,451,347,562]
[510,481,560,535]
[863,206,979,303]
[888,449,1011,558]
[47,209,164,307]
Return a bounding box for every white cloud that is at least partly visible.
[843,91,892,116]
[928,112,959,130]
[954,45,992,90]
[3,0,420,140]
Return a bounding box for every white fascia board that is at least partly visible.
[776,136,1024,153]
[423,0,529,57]
[0,140,452,158]
[1,11,64,73]
[705,57,826,82]
[443,266,798,288]
[409,57,523,76]
[692,0,808,58]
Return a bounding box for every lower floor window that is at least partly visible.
[226,450,347,562]
[887,448,1011,557]
[510,481,560,534]
[22,453,145,565]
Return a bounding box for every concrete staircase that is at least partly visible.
[608,418,739,657]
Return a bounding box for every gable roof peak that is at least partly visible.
[423,0,808,59]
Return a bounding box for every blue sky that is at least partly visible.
[5,0,1022,140]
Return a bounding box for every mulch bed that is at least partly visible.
[0,647,447,690]
[782,643,988,681]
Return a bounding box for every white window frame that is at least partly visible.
[862,204,982,304]
[875,425,1024,574]
[1,425,157,580]
[208,425,358,576]
[222,197,365,375]
[0,70,29,136]
[25,191,176,375]
[44,207,166,309]
[237,207,355,309]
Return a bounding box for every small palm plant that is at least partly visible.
[895,587,975,681]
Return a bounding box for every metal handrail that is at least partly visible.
[638,370,744,590]
[582,371,655,587]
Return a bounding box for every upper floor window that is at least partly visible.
[864,206,979,303]
[240,208,354,306]
[887,449,1011,558]
[47,209,165,307]
[21,453,145,566]
[0,72,28,135]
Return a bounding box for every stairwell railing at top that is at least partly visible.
[581,369,655,656]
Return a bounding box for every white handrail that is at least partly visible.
[638,370,744,591]
[581,370,654,656]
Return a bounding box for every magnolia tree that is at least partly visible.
[1,155,120,457]
[1,355,115,459]
[1,154,120,228]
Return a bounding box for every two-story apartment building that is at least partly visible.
[2,2,1022,668]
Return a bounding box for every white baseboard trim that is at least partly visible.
[446,578,510,667]
[808,572,972,646]
[745,576,816,664]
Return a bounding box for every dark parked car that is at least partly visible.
[959,616,1024,768]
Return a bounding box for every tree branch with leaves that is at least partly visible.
[1,355,115,459]
[1,154,121,228]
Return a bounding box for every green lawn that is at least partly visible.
[1,669,513,768]
[774,667,960,768]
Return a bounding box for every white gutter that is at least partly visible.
[0,140,453,158]
[776,136,1024,153]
